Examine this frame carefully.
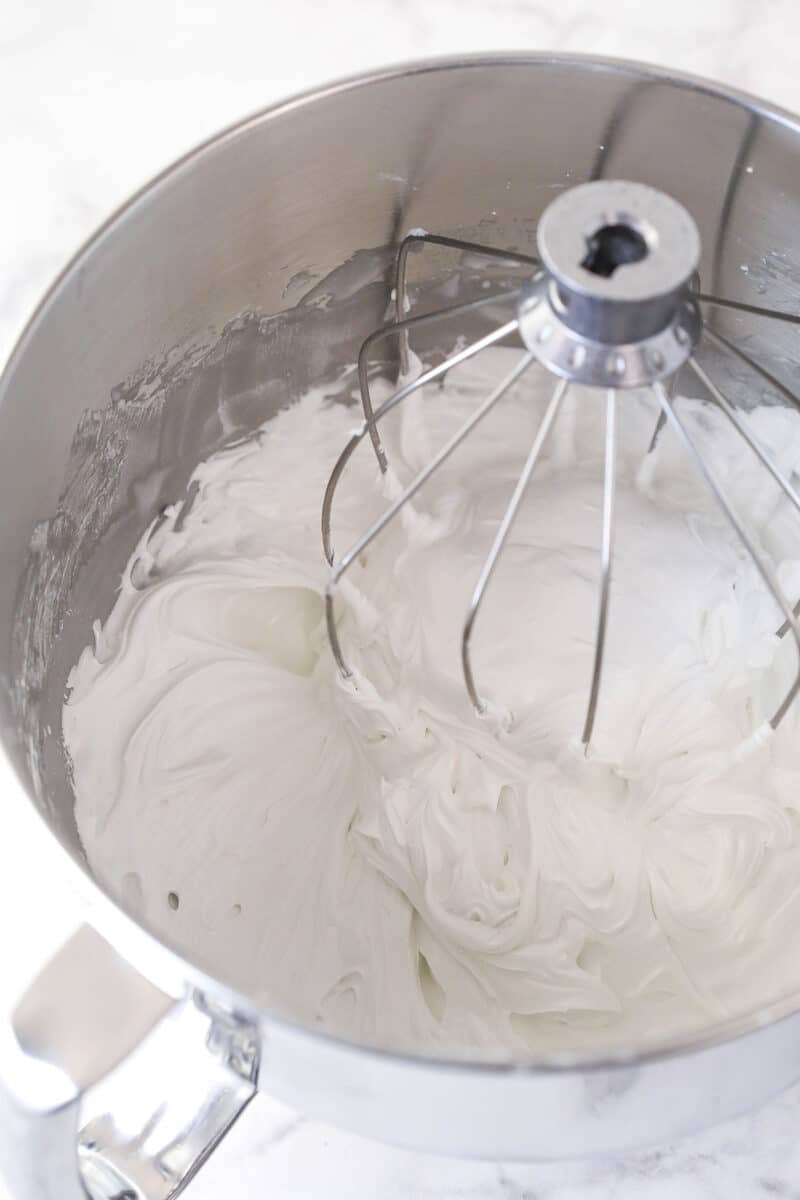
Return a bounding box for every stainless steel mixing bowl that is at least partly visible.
[2,54,800,1200]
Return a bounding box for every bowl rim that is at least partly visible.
[4,49,800,1077]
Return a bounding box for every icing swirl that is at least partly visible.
[65,350,800,1056]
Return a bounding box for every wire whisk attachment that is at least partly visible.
[321,180,800,756]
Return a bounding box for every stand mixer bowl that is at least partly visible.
[2,55,800,1196]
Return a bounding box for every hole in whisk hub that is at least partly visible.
[581,223,648,278]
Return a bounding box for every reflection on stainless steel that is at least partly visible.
[79,991,257,1200]
[588,77,655,181]
[708,110,761,299]
[5,56,800,1198]
[0,927,257,1200]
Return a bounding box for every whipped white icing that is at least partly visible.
[64,348,800,1057]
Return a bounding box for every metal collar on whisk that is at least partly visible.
[322,180,800,756]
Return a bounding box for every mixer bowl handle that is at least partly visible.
[0,924,258,1200]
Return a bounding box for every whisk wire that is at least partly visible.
[696,291,800,328]
[359,289,522,470]
[653,379,800,733]
[688,356,800,644]
[462,376,570,714]
[322,318,521,564]
[324,353,535,680]
[394,234,539,375]
[581,389,617,750]
[324,183,800,749]
[688,358,800,516]
[703,327,800,414]
[394,233,538,317]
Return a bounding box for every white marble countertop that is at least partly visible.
[3,1,800,1196]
